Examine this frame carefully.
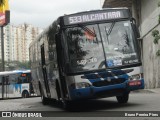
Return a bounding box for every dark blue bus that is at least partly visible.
[29,8,144,109]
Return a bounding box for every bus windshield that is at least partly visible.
[64,20,140,73]
[100,21,140,67]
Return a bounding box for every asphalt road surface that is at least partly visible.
[0,91,160,120]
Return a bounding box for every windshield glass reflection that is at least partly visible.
[99,21,139,67]
[64,21,140,73]
[65,24,105,72]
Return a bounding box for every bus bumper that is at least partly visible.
[69,79,144,100]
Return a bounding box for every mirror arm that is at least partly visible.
[137,38,143,41]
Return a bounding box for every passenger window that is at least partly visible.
[0,76,2,85]
[9,74,18,84]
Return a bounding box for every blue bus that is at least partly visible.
[29,8,144,109]
[0,70,35,99]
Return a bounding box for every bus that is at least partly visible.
[29,8,144,109]
[0,70,35,99]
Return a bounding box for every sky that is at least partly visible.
[9,0,103,29]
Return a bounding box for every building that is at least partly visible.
[16,24,42,62]
[0,25,11,62]
[102,0,160,88]
[0,23,42,63]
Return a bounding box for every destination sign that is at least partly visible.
[63,9,130,25]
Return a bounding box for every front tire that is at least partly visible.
[22,91,29,98]
[116,93,129,103]
[62,100,73,110]
[41,94,49,105]
[39,83,49,105]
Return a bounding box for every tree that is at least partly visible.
[0,60,31,71]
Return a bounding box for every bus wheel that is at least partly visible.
[39,83,49,105]
[40,89,49,105]
[62,100,71,110]
[56,81,61,101]
[41,94,49,105]
[22,91,29,98]
[116,93,129,103]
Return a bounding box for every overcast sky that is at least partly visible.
[9,0,103,29]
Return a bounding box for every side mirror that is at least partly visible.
[131,18,136,25]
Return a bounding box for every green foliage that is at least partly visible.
[152,29,160,56]
[152,30,159,37]
[151,2,160,56]
[158,1,160,7]
[156,50,160,56]
[154,35,160,44]
[17,61,31,69]
[0,60,30,71]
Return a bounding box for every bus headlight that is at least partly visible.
[71,82,91,89]
[129,74,142,81]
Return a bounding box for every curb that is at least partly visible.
[131,89,158,93]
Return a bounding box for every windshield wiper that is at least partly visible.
[105,22,115,44]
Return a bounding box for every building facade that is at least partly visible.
[0,23,42,63]
[103,0,160,88]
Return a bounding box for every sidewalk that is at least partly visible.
[131,88,160,94]
[147,88,160,93]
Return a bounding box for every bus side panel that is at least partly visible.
[31,36,49,98]
[44,23,60,100]
[4,84,21,98]
[37,63,48,97]
[31,68,40,96]
[0,76,2,99]
[30,43,41,96]
[44,37,58,99]
[45,63,59,99]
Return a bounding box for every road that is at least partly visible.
[0,91,160,119]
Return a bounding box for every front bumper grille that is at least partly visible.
[92,78,126,87]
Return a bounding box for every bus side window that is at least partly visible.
[5,76,9,85]
[9,74,17,84]
[26,75,30,82]
[20,74,29,83]
[0,76,2,85]
[22,77,28,83]
[17,77,22,84]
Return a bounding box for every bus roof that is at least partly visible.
[0,70,31,76]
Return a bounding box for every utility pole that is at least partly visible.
[1,26,5,99]
[1,26,5,71]
[0,0,10,100]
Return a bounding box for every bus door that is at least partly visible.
[41,44,51,97]
[1,76,9,99]
[0,76,4,99]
